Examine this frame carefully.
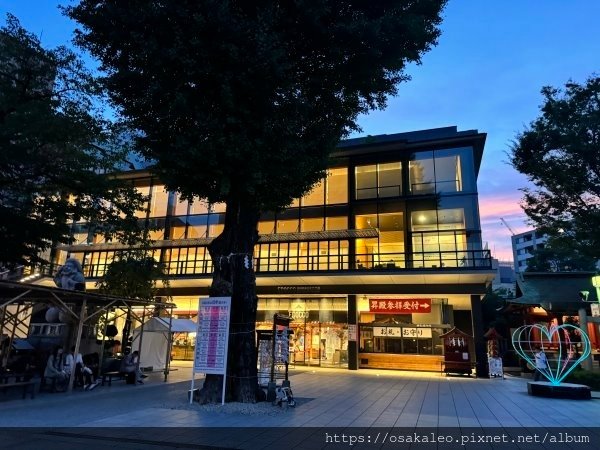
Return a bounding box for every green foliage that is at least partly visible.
[510,76,600,260]
[96,227,170,301]
[0,15,146,267]
[481,287,508,331]
[96,253,168,301]
[67,1,447,402]
[525,237,597,272]
[564,369,600,391]
[67,0,447,211]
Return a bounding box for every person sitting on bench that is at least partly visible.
[44,346,68,391]
[65,346,97,390]
[121,350,144,384]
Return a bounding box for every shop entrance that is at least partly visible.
[257,297,349,368]
[290,320,348,367]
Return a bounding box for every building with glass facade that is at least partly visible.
[48,126,495,373]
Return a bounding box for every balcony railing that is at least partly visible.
[71,249,493,279]
[255,249,492,273]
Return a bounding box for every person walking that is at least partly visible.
[534,346,548,382]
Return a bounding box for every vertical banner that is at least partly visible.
[190,297,231,405]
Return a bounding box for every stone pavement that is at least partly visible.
[0,363,599,449]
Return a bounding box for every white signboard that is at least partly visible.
[348,324,357,341]
[190,297,231,405]
[193,297,231,374]
[373,326,432,339]
[488,357,503,378]
[591,303,600,318]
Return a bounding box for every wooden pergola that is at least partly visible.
[0,280,176,392]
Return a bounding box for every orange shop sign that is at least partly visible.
[369,298,431,314]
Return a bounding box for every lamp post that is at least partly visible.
[592,275,600,313]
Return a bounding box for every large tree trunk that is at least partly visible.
[198,197,262,403]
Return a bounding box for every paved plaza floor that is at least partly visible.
[1,363,599,449]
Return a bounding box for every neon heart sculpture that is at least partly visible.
[512,324,591,386]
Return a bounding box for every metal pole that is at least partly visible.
[165,307,173,382]
[68,299,86,393]
[578,308,593,370]
[2,303,21,369]
[137,306,146,375]
[270,314,276,383]
[98,307,110,377]
[0,305,7,369]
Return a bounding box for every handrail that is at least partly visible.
[77,248,492,278]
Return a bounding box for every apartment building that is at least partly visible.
[512,230,547,273]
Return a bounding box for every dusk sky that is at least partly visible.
[2,0,599,262]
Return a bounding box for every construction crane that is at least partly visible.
[500,218,516,235]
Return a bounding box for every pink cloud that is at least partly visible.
[478,191,531,262]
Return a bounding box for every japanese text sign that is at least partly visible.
[369,298,431,314]
[193,297,231,374]
[373,326,432,339]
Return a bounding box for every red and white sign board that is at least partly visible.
[369,298,431,314]
[191,297,231,405]
[193,297,231,374]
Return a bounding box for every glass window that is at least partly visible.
[434,151,462,193]
[302,180,325,206]
[134,185,151,218]
[437,208,465,230]
[147,218,165,240]
[169,217,187,240]
[149,185,169,217]
[355,164,377,199]
[189,200,209,215]
[326,168,348,204]
[301,217,324,232]
[409,148,476,195]
[71,223,90,245]
[355,214,377,230]
[378,213,404,266]
[410,208,467,268]
[258,221,275,234]
[409,151,435,195]
[210,203,226,213]
[276,219,299,234]
[377,162,401,197]
[208,214,224,237]
[410,210,438,232]
[326,216,348,231]
[187,215,208,238]
[173,193,189,216]
[356,162,401,199]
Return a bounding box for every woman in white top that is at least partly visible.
[534,347,548,381]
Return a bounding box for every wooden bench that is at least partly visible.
[39,376,59,393]
[102,371,135,386]
[101,371,123,386]
[1,381,36,399]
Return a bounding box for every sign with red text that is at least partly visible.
[193,297,231,374]
[369,298,431,314]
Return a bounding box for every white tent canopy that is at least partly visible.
[132,318,197,370]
